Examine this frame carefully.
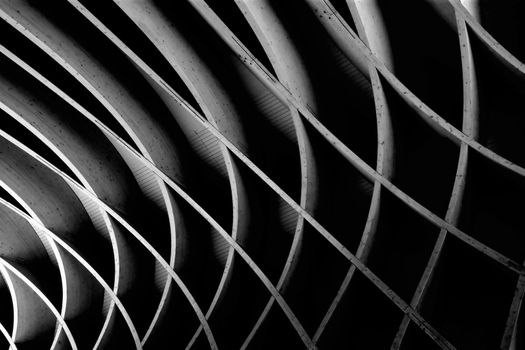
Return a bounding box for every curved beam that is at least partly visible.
[0,259,78,350]
[0,316,17,350]
[0,42,177,348]
[0,68,127,347]
[0,27,313,345]
[66,0,521,281]
[390,8,479,348]
[5,1,521,347]
[440,3,525,348]
[0,197,143,349]
[0,95,454,349]
[0,40,215,349]
[70,0,519,277]
[0,118,313,349]
[24,3,525,347]
[0,267,36,350]
[231,2,318,348]
[0,5,165,345]
[0,272,17,349]
[312,0,396,342]
[0,128,219,350]
[111,0,248,266]
[0,260,18,348]
[196,0,522,271]
[0,198,57,345]
[112,2,254,347]
[298,0,525,179]
[0,143,94,346]
[179,0,523,276]
[184,0,520,267]
[32,4,524,349]
[448,0,525,76]
[503,276,525,349]
[0,2,189,343]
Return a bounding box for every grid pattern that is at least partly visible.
[0,0,523,349]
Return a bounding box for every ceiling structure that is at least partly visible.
[0,0,524,349]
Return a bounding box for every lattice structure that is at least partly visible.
[0,0,524,349]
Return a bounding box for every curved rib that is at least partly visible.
[0,66,129,347]
[0,9,125,348]
[299,0,525,179]
[0,145,93,345]
[313,0,395,342]
[185,0,522,272]
[0,191,60,345]
[0,128,220,349]
[0,272,17,349]
[0,34,315,346]
[0,109,206,348]
[22,2,524,348]
[231,2,318,348]
[0,183,65,346]
[0,3,187,345]
[503,276,525,349]
[113,0,249,257]
[0,259,78,350]
[185,0,521,270]
[113,0,249,242]
[68,0,523,278]
[184,0,525,189]
[28,3,525,347]
[0,197,142,349]
[0,266,38,350]
[0,90,457,349]
[41,8,523,349]
[0,41,177,348]
[33,6,523,349]
[0,39,215,349]
[442,3,525,347]
[7,0,523,348]
[112,1,253,346]
[390,9,479,348]
[0,120,314,349]
[0,261,18,348]
[1,144,131,350]
[448,0,525,76]
[0,315,17,350]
